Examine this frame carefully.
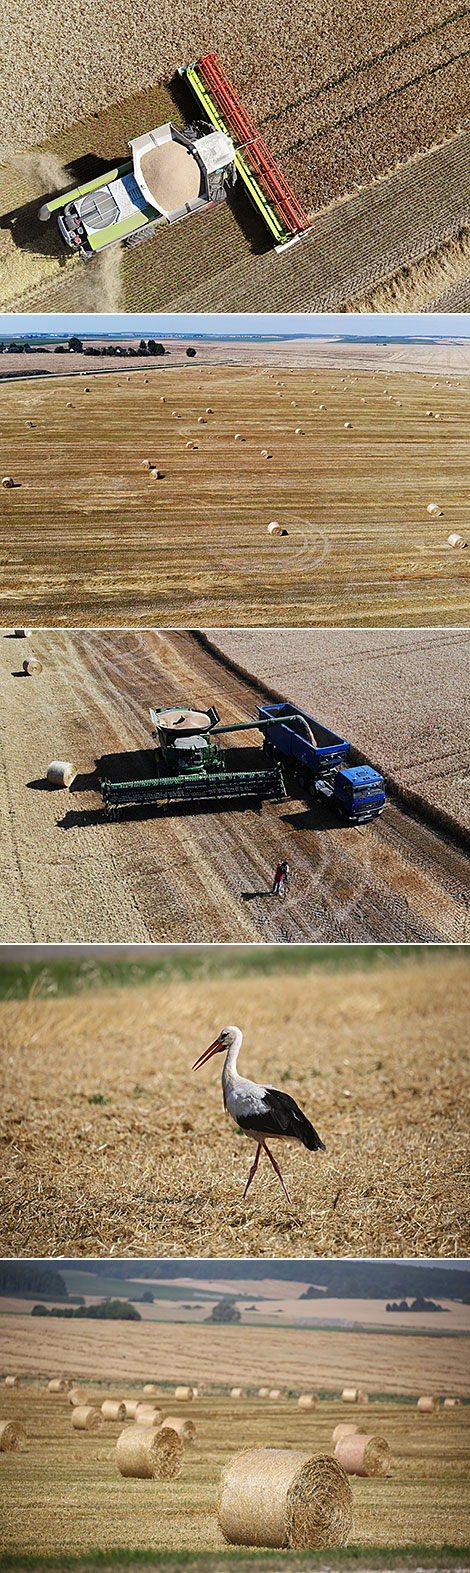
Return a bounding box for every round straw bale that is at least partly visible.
[197,416,206,424]
[123,1400,139,1419]
[0,1420,27,1452]
[258,1388,269,1398]
[171,411,179,417]
[427,503,442,515]
[48,1378,69,1393]
[269,1389,282,1400]
[143,1384,159,1396]
[417,1396,438,1413]
[294,428,304,436]
[343,422,352,429]
[160,1416,196,1444]
[71,1406,103,1431]
[26,420,36,427]
[4,1376,19,1387]
[357,1391,369,1404]
[335,1433,390,1477]
[116,1423,183,1479]
[101,1400,127,1422]
[66,402,74,408]
[160,395,166,402]
[23,658,42,675]
[186,441,195,449]
[205,408,213,414]
[426,409,433,416]
[444,1398,461,1407]
[234,433,244,440]
[230,1388,245,1399]
[68,1388,87,1407]
[447,532,467,548]
[319,404,326,411]
[141,459,152,470]
[14,629,32,638]
[83,388,90,393]
[267,522,285,537]
[332,1423,363,1445]
[290,401,297,406]
[174,1386,194,1401]
[218,1449,353,1548]
[135,1404,162,1426]
[298,1394,318,1409]
[2,476,15,488]
[149,468,163,479]
[434,413,441,419]
[341,1388,357,1403]
[46,761,77,788]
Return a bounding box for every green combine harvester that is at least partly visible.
[99,704,298,815]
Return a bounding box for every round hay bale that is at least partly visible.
[66,402,74,408]
[332,1424,362,1445]
[218,1449,353,1549]
[267,521,285,537]
[83,388,90,394]
[149,468,163,479]
[343,422,352,429]
[46,761,77,788]
[14,629,32,638]
[0,1420,27,1452]
[26,420,36,427]
[175,1386,194,1401]
[426,409,433,416]
[142,459,152,470]
[234,433,244,441]
[23,657,42,675]
[123,1400,139,1419]
[160,1416,196,1444]
[269,1389,281,1400]
[444,1398,462,1407]
[205,408,213,414]
[417,1396,438,1413]
[319,404,326,411]
[4,1376,19,1387]
[2,476,15,489]
[160,395,166,402]
[197,416,206,424]
[258,1388,269,1398]
[298,1394,318,1410]
[101,1400,127,1422]
[294,428,304,436]
[116,1423,183,1479]
[48,1378,69,1393]
[341,1389,357,1404]
[68,1388,87,1407]
[71,1406,103,1431]
[185,441,195,449]
[335,1433,390,1477]
[357,1391,369,1404]
[260,449,271,458]
[434,413,441,420]
[427,503,442,516]
[171,411,179,418]
[290,401,297,407]
[143,1384,158,1396]
[230,1388,245,1399]
[135,1404,162,1427]
[447,532,467,548]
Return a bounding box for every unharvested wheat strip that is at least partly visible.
[116,1423,183,1479]
[335,1432,391,1476]
[218,1449,353,1549]
[0,1420,27,1451]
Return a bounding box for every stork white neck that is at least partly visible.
[221,1027,243,1101]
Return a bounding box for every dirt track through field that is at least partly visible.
[1,365,470,626]
[0,630,469,944]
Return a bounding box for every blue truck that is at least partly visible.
[259,701,385,823]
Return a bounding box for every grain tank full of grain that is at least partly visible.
[39,122,236,260]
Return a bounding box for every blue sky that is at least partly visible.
[1,311,469,337]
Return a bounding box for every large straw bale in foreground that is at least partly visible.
[160,1416,196,1445]
[48,1378,69,1393]
[174,1386,194,1401]
[47,761,76,788]
[101,1400,127,1422]
[417,1396,438,1413]
[335,1433,390,1477]
[298,1395,319,1410]
[218,1449,353,1549]
[0,1420,27,1452]
[71,1406,103,1431]
[116,1423,183,1479]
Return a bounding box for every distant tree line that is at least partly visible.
[0,339,197,358]
[0,1263,68,1299]
[386,1295,445,1313]
[31,1299,141,1321]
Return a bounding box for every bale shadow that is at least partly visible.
[11,670,29,678]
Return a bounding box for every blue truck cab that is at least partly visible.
[259,701,385,823]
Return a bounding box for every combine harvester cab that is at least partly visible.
[38,121,236,259]
[259,702,385,823]
[180,53,311,252]
[100,704,288,815]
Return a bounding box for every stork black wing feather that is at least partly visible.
[238,1087,325,1151]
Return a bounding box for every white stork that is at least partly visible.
[192,1025,325,1204]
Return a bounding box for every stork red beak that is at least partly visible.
[192,1036,223,1071]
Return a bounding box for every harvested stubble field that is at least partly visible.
[1,363,470,626]
[0,1367,469,1556]
[0,629,469,945]
[1,4,470,311]
[1,954,469,1257]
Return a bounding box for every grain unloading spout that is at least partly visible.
[210,714,300,736]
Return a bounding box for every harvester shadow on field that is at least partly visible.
[0,156,110,265]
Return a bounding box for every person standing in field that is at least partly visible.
[273,861,289,898]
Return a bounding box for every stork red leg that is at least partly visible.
[243,1142,261,1199]
[262,1140,292,1205]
